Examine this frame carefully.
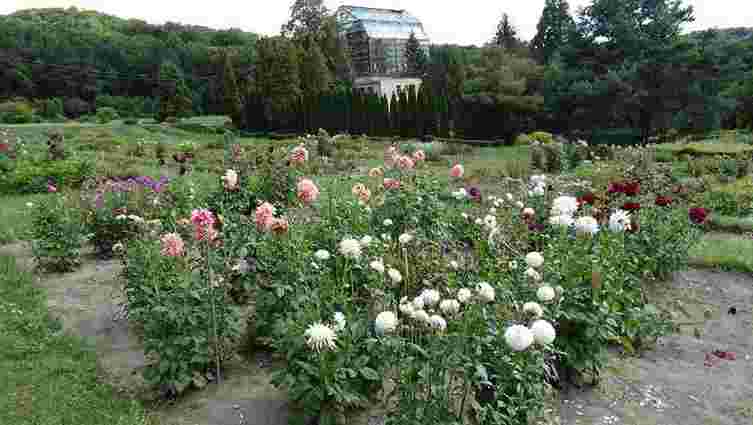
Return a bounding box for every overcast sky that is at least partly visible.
[1,0,750,46]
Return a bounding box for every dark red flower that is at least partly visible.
[468,187,482,202]
[608,182,625,194]
[0,143,8,153]
[578,192,595,206]
[622,202,641,211]
[623,181,641,196]
[528,222,545,233]
[689,207,709,224]
[655,196,673,207]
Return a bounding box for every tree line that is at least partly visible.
[1,1,753,141]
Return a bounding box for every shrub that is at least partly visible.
[30,194,84,272]
[63,97,90,118]
[96,107,119,124]
[123,238,241,396]
[0,158,94,194]
[514,133,532,145]
[0,101,33,124]
[528,131,554,144]
[123,118,139,125]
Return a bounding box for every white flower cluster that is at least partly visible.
[304,322,337,352]
[529,175,547,196]
[505,320,556,351]
[488,195,504,209]
[338,238,362,259]
[608,209,631,233]
[575,216,599,236]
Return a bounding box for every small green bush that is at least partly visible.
[95,107,119,124]
[528,131,554,144]
[0,101,33,124]
[0,159,94,194]
[514,133,532,145]
[123,118,139,125]
[30,194,84,272]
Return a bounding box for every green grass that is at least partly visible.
[708,214,753,232]
[0,193,51,243]
[657,141,753,156]
[689,234,753,272]
[0,255,153,425]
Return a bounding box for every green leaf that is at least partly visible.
[359,367,380,381]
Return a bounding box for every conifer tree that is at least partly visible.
[494,13,519,50]
[222,52,243,127]
[531,0,575,64]
[405,32,427,77]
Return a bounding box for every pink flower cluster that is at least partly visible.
[352,183,371,203]
[297,178,320,205]
[160,232,185,257]
[190,208,218,242]
[254,201,289,235]
[412,150,426,162]
[289,144,309,166]
[383,178,401,190]
[450,164,464,179]
[384,146,399,168]
[397,155,416,170]
[255,202,276,232]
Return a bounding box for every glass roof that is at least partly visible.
[338,5,429,41]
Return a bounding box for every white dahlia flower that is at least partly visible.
[388,268,403,284]
[413,309,430,324]
[549,214,574,227]
[383,219,393,226]
[412,296,425,310]
[430,315,447,332]
[360,235,373,247]
[369,259,385,274]
[421,289,441,307]
[523,302,544,319]
[398,233,414,245]
[505,325,534,352]
[530,320,556,345]
[440,299,461,316]
[476,282,495,303]
[537,286,556,302]
[525,252,544,269]
[399,302,414,316]
[304,323,337,352]
[515,201,524,209]
[457,288,472,304]
[314,249,331,261]
[338,238,362,259]
[551,196,579,217]
[333,312,346,332]
[608,210,631,233]
[575,216,600,236]
[525,267,542,282]
[449,260,459,270]
[506,193,514,201]
[375,311,398,335]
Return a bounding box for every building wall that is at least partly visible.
[354,77,423,101]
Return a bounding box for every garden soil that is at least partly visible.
[2,242,752,425]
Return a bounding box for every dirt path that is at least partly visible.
[3,242,752,425]
[559,269,753,425]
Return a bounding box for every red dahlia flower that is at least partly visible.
[622,202,641,211]
[578,192,595,206]
[608,182,625,194]
[689,207,709,224]
[623,181,640,196]
[655,196,673,207]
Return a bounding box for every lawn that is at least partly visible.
[689,234,753,273]
[0,255,153,425]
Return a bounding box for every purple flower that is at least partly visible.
[467,186,481,202]
[528,222,545,233]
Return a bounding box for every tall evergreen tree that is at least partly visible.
[252,36,301,129]
[531,0,575,64]
[299,36,332,95]
[156,61,192,122]
[222,52,243,127]
[405,32,428,77]
[494,13,519,50]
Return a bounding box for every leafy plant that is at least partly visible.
[30,193,84,272]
